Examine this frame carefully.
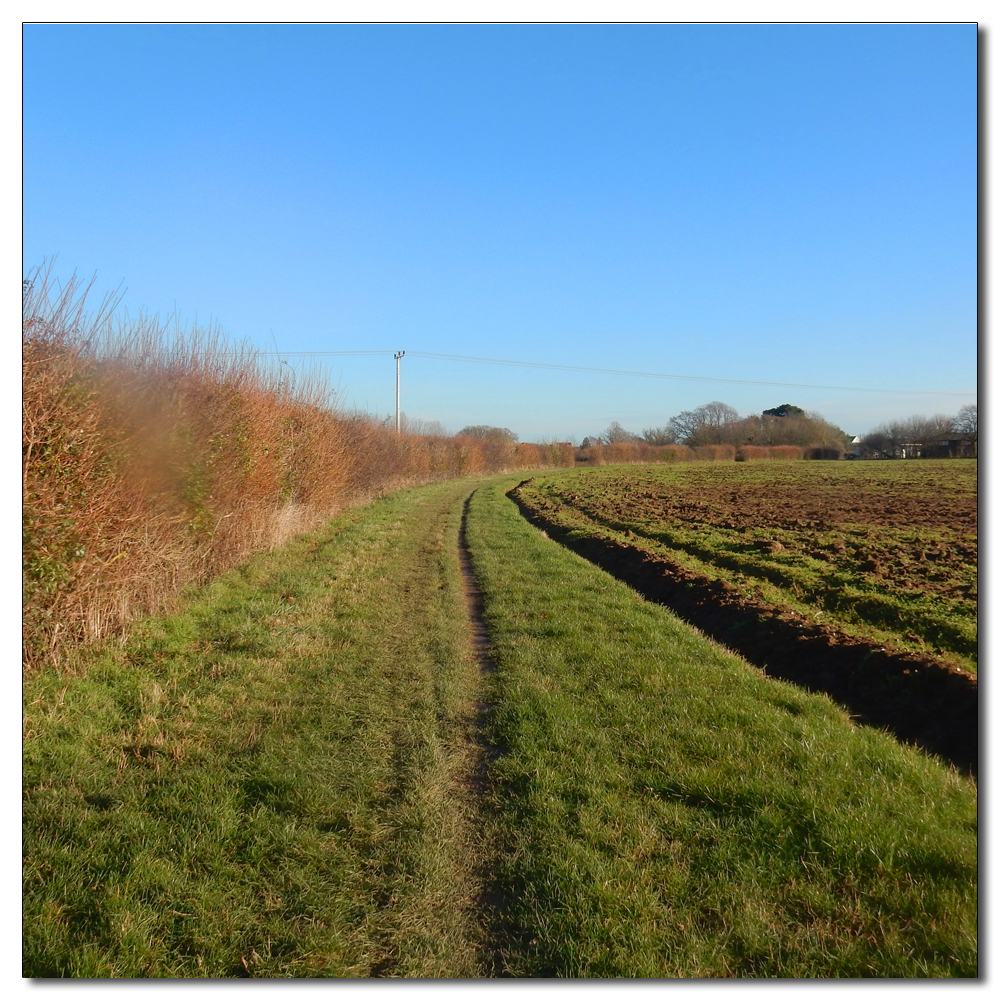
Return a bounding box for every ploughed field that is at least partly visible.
[513,460,978,772]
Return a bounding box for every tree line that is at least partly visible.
[582,401,977,460]
[859,404,977,459]
[583,402,850,452]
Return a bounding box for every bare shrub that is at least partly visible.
[24,269,353,668]
[576,442,694,466]
[515,443,541,468]
[737,445,804,461]
[530,442,576,468]
[659,444,694,462]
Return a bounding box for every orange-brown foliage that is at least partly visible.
[691,444,737,461]
[22,270,583,667]
[578,443,693,467]
[22,283,359,667]
[737,445,804,461]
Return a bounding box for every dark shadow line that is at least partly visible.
[457,490,517,978]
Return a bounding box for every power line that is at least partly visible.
[262,350,393,356]
[253,348,974,397]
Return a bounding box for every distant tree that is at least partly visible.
[688,402,741,446]
[804,411,852,450]
[954,404,978,455]
[862,421,906,458]
[888,420,909,458]
[642,425,677,446]
[863,409,975,459]
[665,401,848,450]
[869,414,953,457]
[860,425,893,458]
[667,409,703,445]
[762,403,805,418]
[668,401,741,446]
[456,425,518,443]
[908,414,956,455]
[602,421,642,444]
[750,409,849,449]
[700,401,741,428]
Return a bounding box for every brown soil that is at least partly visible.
[511,484,977,777]
[595,477,977,533]
[553,471,977,603]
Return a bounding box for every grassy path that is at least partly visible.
[23,478,495,977]
[24,474,977,978]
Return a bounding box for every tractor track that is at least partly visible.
[456,489,512,977]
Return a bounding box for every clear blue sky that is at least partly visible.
[23,23,977,442]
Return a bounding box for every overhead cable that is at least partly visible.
[253,349,973,397]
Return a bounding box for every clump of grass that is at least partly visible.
[465,480,977,977]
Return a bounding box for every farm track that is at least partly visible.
[456,490,512,977]
[510,482,978,777]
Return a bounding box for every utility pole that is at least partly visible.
[394,351,405,434]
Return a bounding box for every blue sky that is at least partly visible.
[23,22,977,442]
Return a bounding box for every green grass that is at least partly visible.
[466,480,978,977]
[23,478,492,978]
[24,473,978,978]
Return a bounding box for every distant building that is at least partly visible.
[900,438,964,459]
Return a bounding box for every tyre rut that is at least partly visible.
[456,489,513,977]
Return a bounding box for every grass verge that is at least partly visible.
[466,481,978,978]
